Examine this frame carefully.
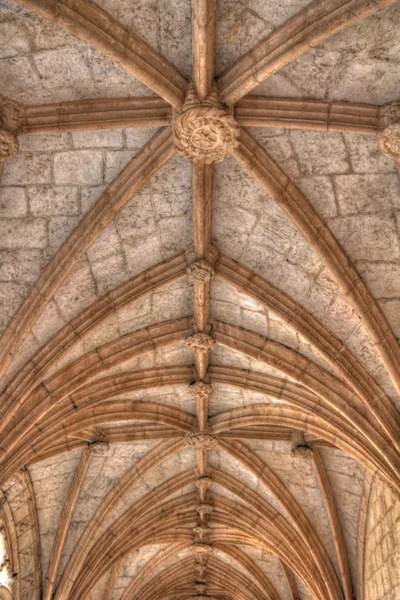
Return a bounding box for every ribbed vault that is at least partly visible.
[0,1,400,599]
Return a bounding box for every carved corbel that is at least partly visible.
[189,382,213,431]
[291,430,313,460]
[0,96,20,168]
[88,429,110,456]
[197,503,214,516]
[379,102,400,163]
[195,476,212,501]
[194,561,207,581]
[193,524,210,541]
[190,541,213,554]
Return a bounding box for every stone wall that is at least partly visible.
[364,477,400,599]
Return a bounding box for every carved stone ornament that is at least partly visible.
[291,445,314,460]
[190,541,213,554]
[193,525,210,540]
[88,431,110,456]
[184,430,219,449]
[0,130,18,160]
[194,562,207,580]
[195,476,212,502]
[188,381,213,400]
[187,259,215,283]
[197,503,214,515]
[88,440,110,456]
[173,83,240,164]
[195,583,207,594]
[380,102,400,129]
[186,333,215,351]
[291,430,313,460]
[379,123,400,161]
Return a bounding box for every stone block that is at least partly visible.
[33,48,91,88]
[0,249,43,284]
[345,133,397,174]
[116,189,156,239]
[159,0,191,77]
[123,233,162,277]
[54,150,103,185]
[28,186,79,216]
[48,216,81,248]
[90,252,129,296]
[328,214,399,261]
[380,299,400,338]
[87,223,122,263]
[0,20,31,58]
[18,133,72,153]
[1,153,51,185]
[0,55,40,96]
[290,130,350,175]
[334,174,400,214]
[54,260,97,321]
[359,263,400,299]
[158,215,192,257]
[151,155,191,217]
[125,127,155,150]
[0,218,47,249]
[24,13,81,50]
[80,185,106,213]
[297,176,337,218]
[0,187,28,217]
[72,129,124,148]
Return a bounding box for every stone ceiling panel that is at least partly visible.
[0,1,154,103]
[1,0,400,598]
[245,439,339,578]
[319,447,365,586]
[235,545,293,600]
[56,440,161,588]
[28,449,83,588]
[253,3,400,103]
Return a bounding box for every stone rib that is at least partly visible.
[233,129,400,408]
[0,128,176,381]
[218,0,400,105]
[14,0,187,108]
[235,96,380,134]
[19,97,171,133]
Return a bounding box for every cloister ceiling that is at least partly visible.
[0,0,400,599]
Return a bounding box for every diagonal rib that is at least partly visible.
[218,0,399,106]
[14,0,187,108]
[233,128,400,401]
[0,128,176,380]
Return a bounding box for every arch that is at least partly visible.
[0,318,193,462]
[0,251,188,429]
[0,128,176,381]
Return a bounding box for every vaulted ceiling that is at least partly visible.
[0,1,400,599]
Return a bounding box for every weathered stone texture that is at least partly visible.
[0,5,153,103]
[254,3,400,104]
[1,0,400,599]
[28,450,82,586]
[364,477,400,600]
[2,472,38,600]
